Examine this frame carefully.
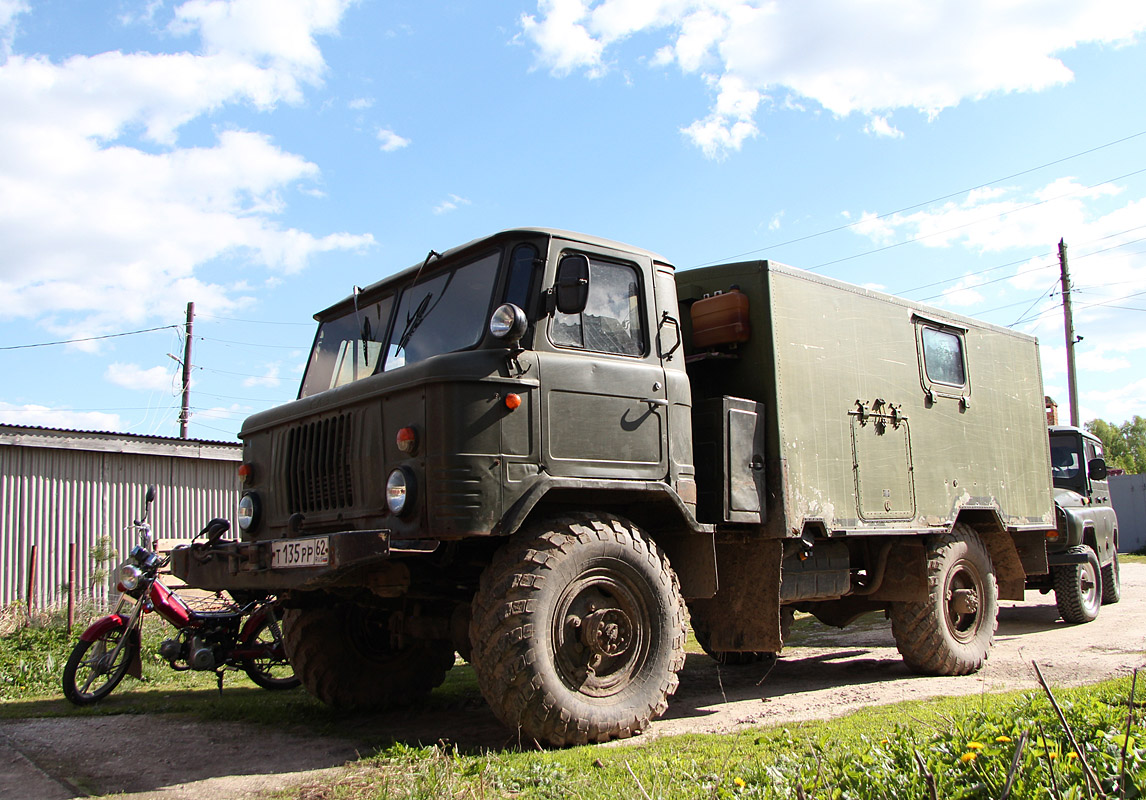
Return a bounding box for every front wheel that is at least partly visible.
[283,603,454,709]
[62,625,138,705]
[1101,553,1121,605]
[890,525,998,676]
[241,614,301,691]
[1054,546,1102,623]
[469,513,686,747]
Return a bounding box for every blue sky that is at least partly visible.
[1,0,1145,441]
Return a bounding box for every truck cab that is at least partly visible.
[1032,425,1122,621]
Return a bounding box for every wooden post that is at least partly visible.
[25,543,37,619]
[67,542,77,635]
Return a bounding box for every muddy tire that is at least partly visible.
[1101,553,1121,605]
[1053,546,1102,623]
[889,525,998,675]
[283,603,454,709]
[469,513,686,747]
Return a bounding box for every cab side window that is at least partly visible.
[550,258,644,356]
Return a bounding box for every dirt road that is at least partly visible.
[4,563,1145,800]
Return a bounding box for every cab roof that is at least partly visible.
[314,228,670,321]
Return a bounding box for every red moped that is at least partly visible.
[62,485,299,705]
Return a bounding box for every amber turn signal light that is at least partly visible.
[505,393,522,410]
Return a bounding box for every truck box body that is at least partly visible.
[677,260,1056,539]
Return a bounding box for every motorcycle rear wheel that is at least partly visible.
[241,615,301,691]
[62,627,137,705]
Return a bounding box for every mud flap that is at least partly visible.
[687,538,782,652]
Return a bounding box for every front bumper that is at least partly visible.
[170,530,395,592]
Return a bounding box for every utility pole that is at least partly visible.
[180,301,194,439]
[1058,239,1080,427]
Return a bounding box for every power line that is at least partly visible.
[197,335,309,350]
[691,128,1146,269]
[0,324,179,351]
[197,313,312,327]
[807,165,1146,272]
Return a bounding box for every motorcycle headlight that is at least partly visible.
[386,468,416,516]
[119,564,143,592]
[238,492,260,532]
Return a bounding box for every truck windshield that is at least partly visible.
[298,295,395,398]
[297,250,502,398]
[1049,435,1082,482]
[383,251,500,372]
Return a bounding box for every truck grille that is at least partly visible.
[284,414,355,514]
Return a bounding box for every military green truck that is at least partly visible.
[172,228,1065,746]
[1027,425,1121,622]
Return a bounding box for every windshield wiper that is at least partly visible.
[395,292,432,355]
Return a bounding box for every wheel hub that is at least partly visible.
[949,588,979,615]
[580,607,633,659]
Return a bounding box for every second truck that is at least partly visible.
[172,228,1120,746]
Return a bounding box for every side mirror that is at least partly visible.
[145,485,156,505]
[555,253,589,315]
[1088,457,1108,482]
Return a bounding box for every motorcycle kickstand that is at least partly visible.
[215,669,225,696]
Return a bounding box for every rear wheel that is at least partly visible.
[890,525,998,675]
[283,603,454,709]
[62,625,137,705]
[1053,546,1102,623]
[241,614,301,691]
[469,513,686,746]
[1101,553,1121,605]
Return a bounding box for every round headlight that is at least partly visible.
[119,564,143,592]
[489,303,528,342]
[386,468,415,516]
[237,493,260,532]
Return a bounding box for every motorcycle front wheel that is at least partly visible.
[62,626,137,705]
[241,616,301,691]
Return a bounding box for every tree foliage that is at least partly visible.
[1086,416,1146,474]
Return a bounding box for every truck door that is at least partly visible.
[536,245,669,480]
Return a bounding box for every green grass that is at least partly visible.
[285,679,1146,800]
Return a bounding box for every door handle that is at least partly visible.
[640,398,669,407]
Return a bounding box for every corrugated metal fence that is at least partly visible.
[1111,473,1146,554]
[1,425,241,608]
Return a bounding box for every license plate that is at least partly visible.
[270,537,329,569]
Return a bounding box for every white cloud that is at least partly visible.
[0,401,123,432]
[348,96,374,110]
[105,362,178,392]
[377,127,410,152]
[433,193,471,215]
[0,0,373,336]
[243,362,282,388]
[520,1,1146,158]
[935,275,985,308]
[864,115,903,139]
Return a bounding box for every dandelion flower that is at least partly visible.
[960,752,978,763]
[996,736,1012,743]
[1048,752,1058,761]
[967,742,985,750]
[734,777,747,788]
[1067,752,1078,760]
